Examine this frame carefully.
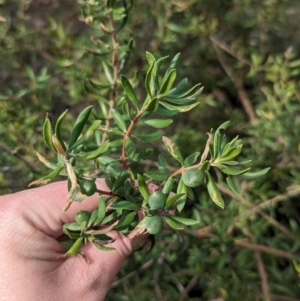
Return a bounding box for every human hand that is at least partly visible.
[0,180,145,301]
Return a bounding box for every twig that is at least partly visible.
[217,184,296,240]
[101,12,119,144]
[110,259,154,288]
[210,35,251,66]
[235,240,300,261]
[178,274,199,301]
[0,142,40,172]
[255,251,271,301]
[210,38,256,123]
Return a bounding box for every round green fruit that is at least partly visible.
[79,179,97,196]
[182,169,205,188]
[145,216,164,235]
[149,191,166,210]
[75,210,91,225]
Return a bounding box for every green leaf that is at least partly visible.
[132,148,153,161]
[121,75,139,109]
[94,196,107,226]
[54,109,68,152]
[156,107,178,116]
[138,174,150,203]
[109,201,139,211]
[111,108,127,132]
[164,215,184,230]
[144,97,159,112]
[226,176,239,194]
[145,61,157,98]
[43,115,55,150]
[165,193,185,207]
[166,215,199,226]
[76,141,110,160]
[159,69,177,95]
[216,164,250,176]
[68,106,93,149]
[144,119,173,128]
[160,101,199,112]
[68,120,101,152]
[92,243,115,251]
[167,78,188,96]
[184,152,200,167]
[28,165,64,187]
[216,145,243,163]
[206,171,224,209]
[146,51,156,65]
[162,177,174,195]
[112,170,128,191]
[144,171,169,181]
[63,222,81,232]
[182,169,205,187]
[133,132,163,142]
[176,177,187,211]
[240,167,270,179]
[164,53,181,76]
[162,136,184,165]
[113,212,136,231]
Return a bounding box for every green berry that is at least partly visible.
[145,216,164,235]
[149,191,166,209]
[79,179,97,196]
[75,210,91,225]
[182,169,205,188]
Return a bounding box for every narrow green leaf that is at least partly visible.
[164,53,181,77]
[164,215,184,230]
[43,115,55,150]
[28,165,64,187]
[206,171,224,209]
[176,177,187,211]
[76,141,110,160]
[68,106,93,149]
[160,101,199,112]
[159,69,177,95]
[144,171,169,181]
[146,51,156,65]
[162,177,174,195]
[132,148,153,161]
[167,78,188,96]
[94,196,107,226]
[216,145,243,163]
[241,167,270,179]
[162,136,184,165]
[138,174,150,203]
[113,212,136,231]
[165,193,185,207]
[92,243,115,251]
[68,120,101,152]
[144,119,173,128]
[226,176,239,194]
[217,164,250,176]
[184,152,200,167]
[109,201,139,211]
[112,170,128,191]
[144,97,159,112]
[63,222,81,232]
[168,215,199,226]
[111,108,127,132]
[121,75,139,109]
[133,132,163,142]
[54,109,68,152]
[145,61,157,98]
[156,107,178,116]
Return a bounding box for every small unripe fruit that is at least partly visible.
[145,216,164,235]
[149,191,166,209]
[79,179,97,196]
[182,169,205,188]
[75,210,91,225]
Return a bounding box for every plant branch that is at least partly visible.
[121,110,143,169]
[0,142,40,172]
[255,250,271,301]
[101,12,119,144]
[211,38,256,123]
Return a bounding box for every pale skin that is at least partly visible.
[0,180,146,301]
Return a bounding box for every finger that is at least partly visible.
[12,180,109,238]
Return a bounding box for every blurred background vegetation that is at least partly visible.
[1,0,300,300]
